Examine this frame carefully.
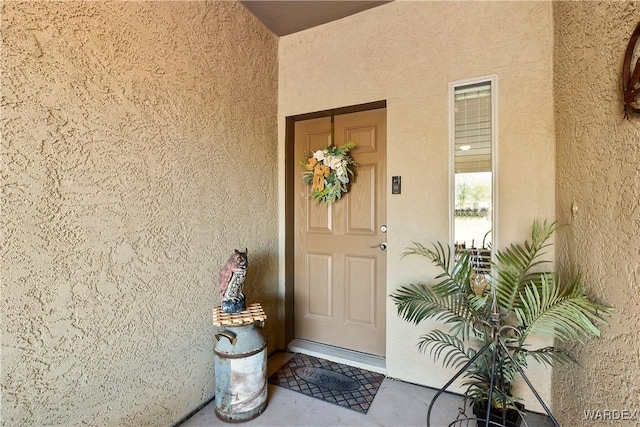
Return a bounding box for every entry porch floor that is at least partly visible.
[180,351,555,427]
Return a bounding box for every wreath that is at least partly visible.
[301,142,357,204]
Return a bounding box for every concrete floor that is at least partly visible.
[180,352,555,427]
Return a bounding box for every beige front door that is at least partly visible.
[293,108,386,356]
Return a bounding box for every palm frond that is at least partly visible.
[390,283,478,339]
[461,346,521,408]
[401,241,451,273]
[516,274,612,343]
[402,241,473,296]
[446,250,473,295]
[469,293,492,315]
[492,219,558,312]
[416,330,472,369]
[517,346,577,367]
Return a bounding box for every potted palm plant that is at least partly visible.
[390,220,612,426]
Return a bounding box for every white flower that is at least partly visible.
[327,157,341,169]
[313,150,325,161]
[336,166,346,177]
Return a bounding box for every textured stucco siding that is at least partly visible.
[1,1,278,425]
[278,1,555,412]
[553,2,640,426]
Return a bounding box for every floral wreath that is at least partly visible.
[301,142,357,204]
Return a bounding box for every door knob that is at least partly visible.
[370,243,387,251]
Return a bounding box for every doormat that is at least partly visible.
[268,353,385,414]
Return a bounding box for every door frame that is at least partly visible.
[284,100,387,346]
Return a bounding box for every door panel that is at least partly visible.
[306,253,332,319]
[345,255,376,326]
[294,109,386,357]
[347,164,376,233]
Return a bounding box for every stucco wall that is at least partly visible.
[553,2,640,425]
[278,1,555,412]
[1,1,278,425]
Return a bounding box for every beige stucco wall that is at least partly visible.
[278,0,555,412]
[553,2,640,425]
[1,1,278,425]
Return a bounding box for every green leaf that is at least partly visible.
[516,274,612,343]
[416,330,472,369]
[390,283,481,340]
[492,219,558,312]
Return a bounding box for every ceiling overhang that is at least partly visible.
[240,1,393,36]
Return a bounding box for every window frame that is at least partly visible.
[448,74,499,252]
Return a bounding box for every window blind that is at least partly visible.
[454,82,492,173]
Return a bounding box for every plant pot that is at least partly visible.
[472,401,524,427]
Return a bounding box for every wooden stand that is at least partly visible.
[212,302,266,327]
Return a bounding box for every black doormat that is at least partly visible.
[268,353,385,414]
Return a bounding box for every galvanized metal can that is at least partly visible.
[214,321,267,422]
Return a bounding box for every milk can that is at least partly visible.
[214,321,268,422]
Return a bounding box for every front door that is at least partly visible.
[293,108,386,356]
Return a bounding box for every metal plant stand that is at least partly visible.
[426,292,561,427]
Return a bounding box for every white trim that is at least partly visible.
[448,81,456,249]
[448,74,499,252]
[490,75,499,253]
[288,339,386,374]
